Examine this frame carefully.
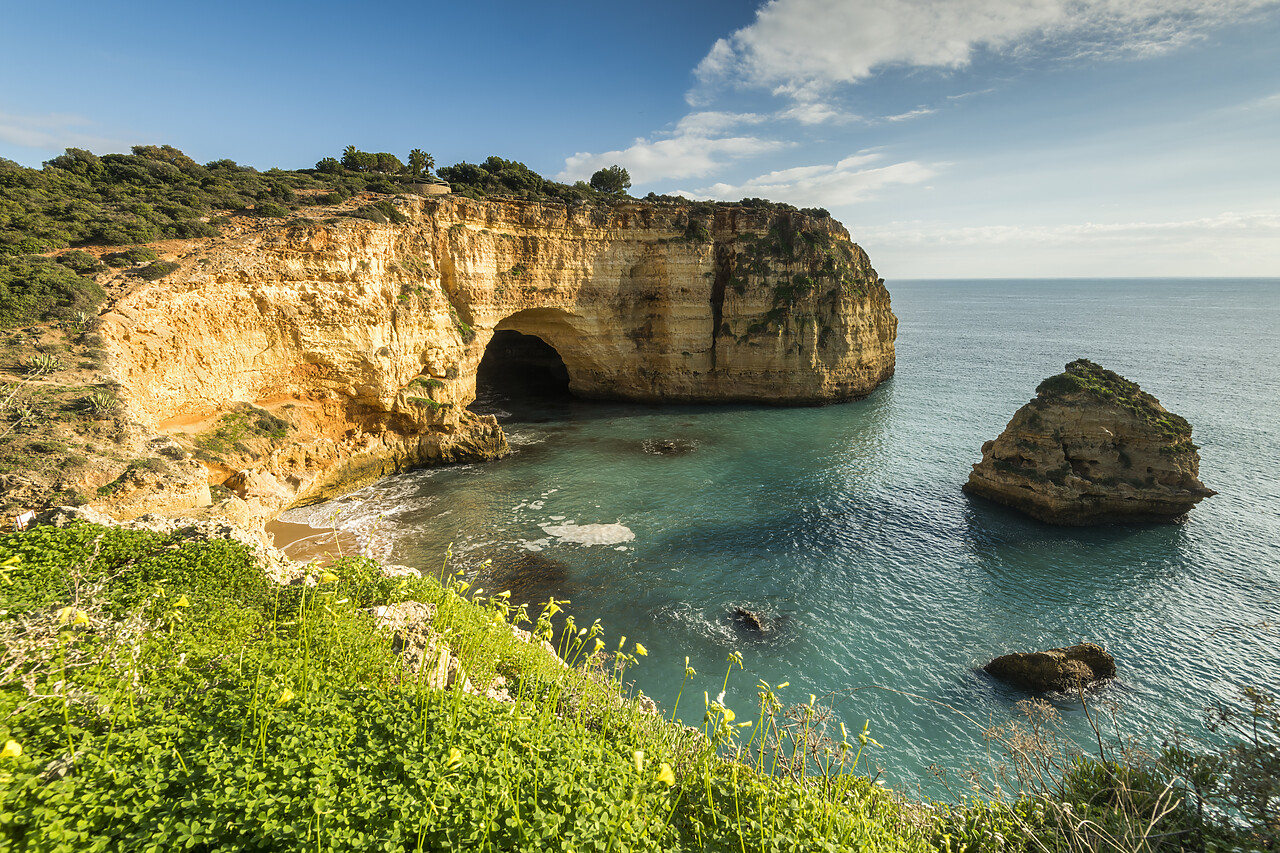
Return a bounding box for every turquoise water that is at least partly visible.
[282,278,1280,793]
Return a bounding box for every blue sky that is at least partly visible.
[2,0,1277,277]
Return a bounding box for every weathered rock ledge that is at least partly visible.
[964,359,1213,524]
[94,196,896,524]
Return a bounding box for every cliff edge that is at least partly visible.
[963,359,1213,524]
[95,196,896,521]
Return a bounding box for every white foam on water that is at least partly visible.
[529,501,545,510]
[504,429,546,445]
[539,522,635,547]
[519,538,551,552]
[549,515,565,521]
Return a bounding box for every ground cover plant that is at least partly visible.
[1,522,1276,851]
[0,523,928,852]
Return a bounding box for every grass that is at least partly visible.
[1,523,1273,852]
[0,524,926,852]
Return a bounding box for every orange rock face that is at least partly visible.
[964,360,1214,525]
[97,197,896,519]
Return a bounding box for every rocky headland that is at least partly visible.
[69,196,895,527]
[964,359,1214,524]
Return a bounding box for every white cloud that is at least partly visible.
[884,106,939,122]
[559,136,786,185]
[0,111,128,155]
[859,211,1280,247]
[686,151,938,206]
[855,211,1280,276]
[693,0,1280,98]
[557,112,786,184]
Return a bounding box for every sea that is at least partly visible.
[277,278,1280,795]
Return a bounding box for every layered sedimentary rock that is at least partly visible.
[964,359,1213,524]
[98,196,896,519]
[985,643,1116,693]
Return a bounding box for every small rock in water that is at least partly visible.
[731,607,771,635]
[642,438,698,455]
[984,642,1116,693]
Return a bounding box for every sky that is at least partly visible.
[2,0,1278,278]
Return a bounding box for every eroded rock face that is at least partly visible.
[98,197,897,520]
[984,643,1117,693]
[964,360,1214,525]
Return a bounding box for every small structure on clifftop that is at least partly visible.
[964,359,1214,524]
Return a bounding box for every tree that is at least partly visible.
[408,149,435,179]
[341,146,377,173]
[372,152,404,174]
[315,157,342,174]
[589,165,631,195]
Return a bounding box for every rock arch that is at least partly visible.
[482,307,604,398]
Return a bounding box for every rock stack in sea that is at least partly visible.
[964,359,1214,524]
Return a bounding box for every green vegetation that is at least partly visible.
[590,165,632,195]
[0,256,103,330]
[1,523,1274,852]
[0,524,916,852]
[191,404,291,465]
[1035,360,1194,440]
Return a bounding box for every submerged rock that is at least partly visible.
[984,643,1117,693]
[964,359,1214,524]
[642,438,698,455]
[731,607,773,635]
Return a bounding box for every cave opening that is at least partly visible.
[476,329,572,402]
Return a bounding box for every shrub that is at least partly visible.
[104,246,158,267]
[253,202,290,218]
[54,250,103,275]
[0,256,105,329]
[134,260,180,280]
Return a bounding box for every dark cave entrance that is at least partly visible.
[476,330,572,401]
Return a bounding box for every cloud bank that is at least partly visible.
[693,0,1280,100]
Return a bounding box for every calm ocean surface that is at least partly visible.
[281,278,1280,793]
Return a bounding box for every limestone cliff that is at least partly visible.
[963,359,1213,524]
[98,196,896,519]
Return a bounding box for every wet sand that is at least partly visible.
[264,517,361,565]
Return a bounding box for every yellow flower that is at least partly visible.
[275,687,294,707]
[634,642,648,657]
[722,706,735,723]
[71,609,89,626]
[445,747,463,770]
[633,750,645,773]
[655,762,675,787]
[56,606,74,626]
[592,638,605,653]
[319,570,339,584]
[1,740,21,759]
[174,596,190,608]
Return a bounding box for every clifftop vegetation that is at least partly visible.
[0,143,830,332]
[1035,359,1193,440]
